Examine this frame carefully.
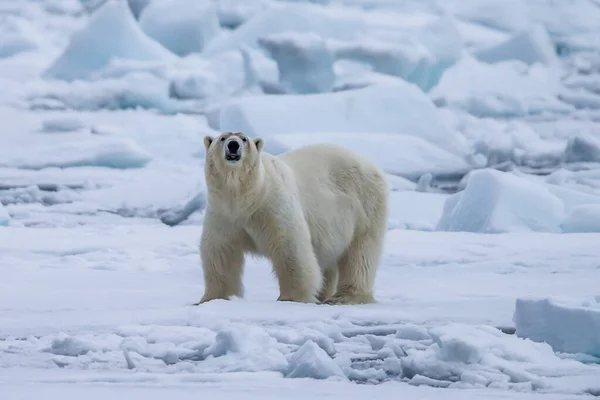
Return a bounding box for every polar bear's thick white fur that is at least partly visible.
[197,131,388,305]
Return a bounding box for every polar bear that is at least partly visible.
[196,131,388,305]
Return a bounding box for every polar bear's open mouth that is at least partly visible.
[225,153,241,162]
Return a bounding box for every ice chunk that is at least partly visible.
[0,17,39,58]
[159,191,206,227]
[127,0,151,18]
[436,169,565,233]
[286,340,345,380]
[0,203,10,226]
[203,3,365,56]
[216,0,268,29]
[1,136,151,170]
[514,297,600,356]
[387,174,416,192]
[44,0,175,81]
[41,117,86,133]
[431,56,570,118]
[139,0,220,56]
[454,0,528,32]
[270,133,469,180]
[219,83,468,157]
[332,16,463,92]
[561,205,600,233]
[258,32,335,94]
[168,50,259,101]
[545,184,600,213]
[564,135,600,163]
[30,73,178,113]
[475,25,559,67]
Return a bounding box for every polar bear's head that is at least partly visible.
[203,132,265,193]
[204,131,264,168]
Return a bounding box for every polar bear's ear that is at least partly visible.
[204,136,214,150]
[254,138,264,152]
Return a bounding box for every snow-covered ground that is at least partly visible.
[2,0,600,398]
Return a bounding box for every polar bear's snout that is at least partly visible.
[224,136,243,163]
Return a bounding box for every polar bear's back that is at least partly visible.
[276,143,388,266]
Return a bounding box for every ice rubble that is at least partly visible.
[202,3,368,57]
[258,32,335,94]
[430,56,570,117]
[44,0,175,81]
[8,318,600,393]
[436,169,565,233]
[0,203,10,226]
[331,16,463,92]
[474,25,559,67]
[218,83,468,157]
[0,136,152,170]
[514,297,600,356]
[139,0,220,56]
[561,205,600,233]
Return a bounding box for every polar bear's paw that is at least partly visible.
[324,292,375,305]
[277,294,317,304]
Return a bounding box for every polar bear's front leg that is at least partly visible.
[272,234,322,303]
[196,228,245,305]
[251,212,322,303]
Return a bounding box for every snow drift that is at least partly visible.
[44,0,175,81]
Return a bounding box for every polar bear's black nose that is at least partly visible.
[227,141,240,153]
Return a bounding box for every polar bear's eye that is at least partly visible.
[220,137,226,142]
[242,137,247,142]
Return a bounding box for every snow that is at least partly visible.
[437,169,565,233]
[218,83,468,157]
[514,297,600,357]
[3,0,600,397]
[44,0,175,81]
[561,205,600,233]
[139,0,220,57]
